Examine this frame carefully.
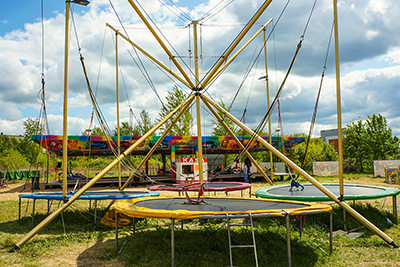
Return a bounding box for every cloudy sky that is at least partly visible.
[1,0,399,138]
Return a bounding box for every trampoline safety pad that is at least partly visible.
[19,190,160,201]
[256,183,400,202]
[148,182,251,192]
[113,196,332,219]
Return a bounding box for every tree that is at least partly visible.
[0,149,29,170]
[113,122,140,137]
[82,126,105,136]
[342,120,368,172]
[23,117,41,137]
[113,110,155,136]
[156,86,192,136]
[211,99,236,136]
[292,137,338,172]
[135,109,155,135]
[343,113,400,173]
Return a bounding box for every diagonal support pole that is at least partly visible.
[106,23,191,89]
[11,94,196,250]
[120,95,195,190]
[201,0,273,89]
[201,93,397,247]
[126,0,195,89]
[202,99,273,185]
[208,19,273,84]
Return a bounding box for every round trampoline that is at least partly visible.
[19,190,160,200]
[113,196,331,219]
[113,196,332,266]
[148,182,252,197]
[18,190,160,227]
[256,183,400,202]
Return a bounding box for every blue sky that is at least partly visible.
[1,0,400,138]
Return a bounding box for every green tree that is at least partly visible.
[82,126,105,136]
[23,117,41,137]
[292,136,338,172]
[113,110,155,136]
[211,99,236,136]
[137,109,155,135]
[343,120,368,172]
[0,149,29,170]
[113,122,140,136]
[156,86,192,136]
[343,113,400,173]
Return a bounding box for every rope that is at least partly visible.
[229,0,319,164]
[183,182,207,205]
[297,20,334,174]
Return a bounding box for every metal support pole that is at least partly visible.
[171,218,175,267]
[31,199,36,228]
[330,211,333,254]
[132,217,135,234]
[62,0,70,202]
[285,213,291,267]
[115,211,119,255]
[18,198,21,220]
[343,209,347,231]
[393,195,397,223]
[94,199,97,230]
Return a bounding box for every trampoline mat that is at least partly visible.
[135,197,305,211]
[148,182,251,192]
[256,184,400,201]
[19,190,160,200]
[114,197,332,219]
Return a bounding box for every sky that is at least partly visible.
[1,0,399,139]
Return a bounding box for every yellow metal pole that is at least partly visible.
[192,21,204,183]
[333,0,344,198]
[119,96,195,191]
[62,0,70,201]
[263,27,274,182]
[193,21,200,87]
[13,94,195,249]
[126,0,195,89]
[202,94,396,246]
[106,23,191,89]
[202,100,273,185]
[201,0,273,89]
[208,19,273,83]
[115,31,122,188]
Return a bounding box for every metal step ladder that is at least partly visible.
[227,214,258,267]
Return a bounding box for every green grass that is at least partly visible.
[1,188,400,266]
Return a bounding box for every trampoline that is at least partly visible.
[113,196,332,266]
[19,190,160,227]
[256,183,400,218]
[148,182,252,197]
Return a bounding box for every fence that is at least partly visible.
[0,170,40,181]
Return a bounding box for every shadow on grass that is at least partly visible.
[0,208,111,235]
[76,225,321,267]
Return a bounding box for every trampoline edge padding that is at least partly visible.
[18,190,160,200]
[113,196,332,219]
[255,183,400,201]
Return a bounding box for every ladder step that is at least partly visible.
[231,245,254,249]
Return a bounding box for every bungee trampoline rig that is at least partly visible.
[11,0,399,261]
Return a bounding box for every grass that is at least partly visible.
[1,177,400,266]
